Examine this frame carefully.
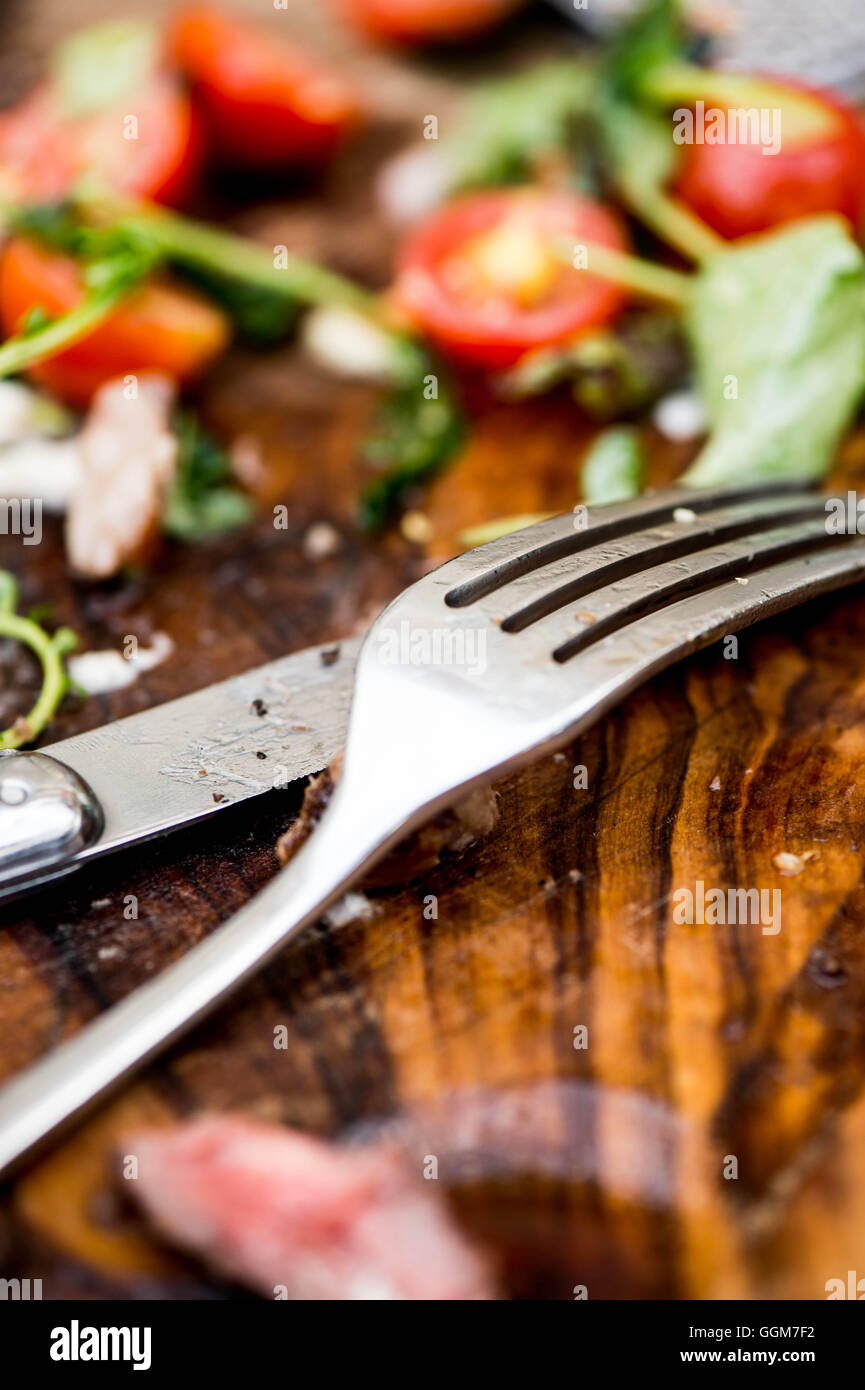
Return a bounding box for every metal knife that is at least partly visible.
[0,636,360,905]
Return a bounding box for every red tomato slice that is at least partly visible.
[0,238,230,406]
[168,6,360,168]
[392,188,630,371]
[333,0,522,43]
[0,77,201,209]
[674,78,865,240]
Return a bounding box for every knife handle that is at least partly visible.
[0,750,103,897]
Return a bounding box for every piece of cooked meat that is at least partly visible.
[125,1114,494,1300]
[65,373,178,579]
[276,752,498,886]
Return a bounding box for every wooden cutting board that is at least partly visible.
[3,0,865,1302]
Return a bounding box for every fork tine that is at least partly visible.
[486,516,853,665]
[443,481,816,608]
[555,541,865,721]
[496,493,824,632]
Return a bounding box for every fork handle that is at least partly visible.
[0,770,421,1179]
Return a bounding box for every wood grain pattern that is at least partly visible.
[2,0,865,1301]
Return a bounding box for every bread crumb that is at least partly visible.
[303,521,341,560]
[400,510,434,544]
[773,850,810,876]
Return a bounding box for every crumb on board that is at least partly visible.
[773,849,819,876]
[303,521,342,560]
[400,510,434,545]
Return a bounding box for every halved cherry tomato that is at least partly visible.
[392,188,630,371]
[0,238,230,407]
[333,0,522,44]
[674,78,865,240]
[168,6,359,169]
[0,78,201,209]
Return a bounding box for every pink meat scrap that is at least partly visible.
[127,1114,494,1300]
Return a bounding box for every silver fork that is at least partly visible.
[0,480,863,1176]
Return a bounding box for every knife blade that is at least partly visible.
[0,635,360,903]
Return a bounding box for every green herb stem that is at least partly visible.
[0,610,75,749]
[577,240,691,308]
[115,205,385,321]
[0,280,131,379]
[621,184,724,264]
[639,61,837,140]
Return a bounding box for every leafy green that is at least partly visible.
[115,203,380,319]
[3,198,385,374]
[52,20,159,120]
[432,5,685,199]
[581,426,645,505]
[600,97,678,215]
[359,352,464,530]
[163,413,253,541]
[11,204,158,279]
[0,282,143,381]
[594,2,723,262]
[442,60,599,193]
[16,308,49,338]
[604,0,687,106]
[683,218,865,487]
[506,214,865,494]
[572,314,688,419]
[11,204,81,253]
[0,206,162,380]
[175,265,301,346]
[501,311,687,420]
[598,84,722,261]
